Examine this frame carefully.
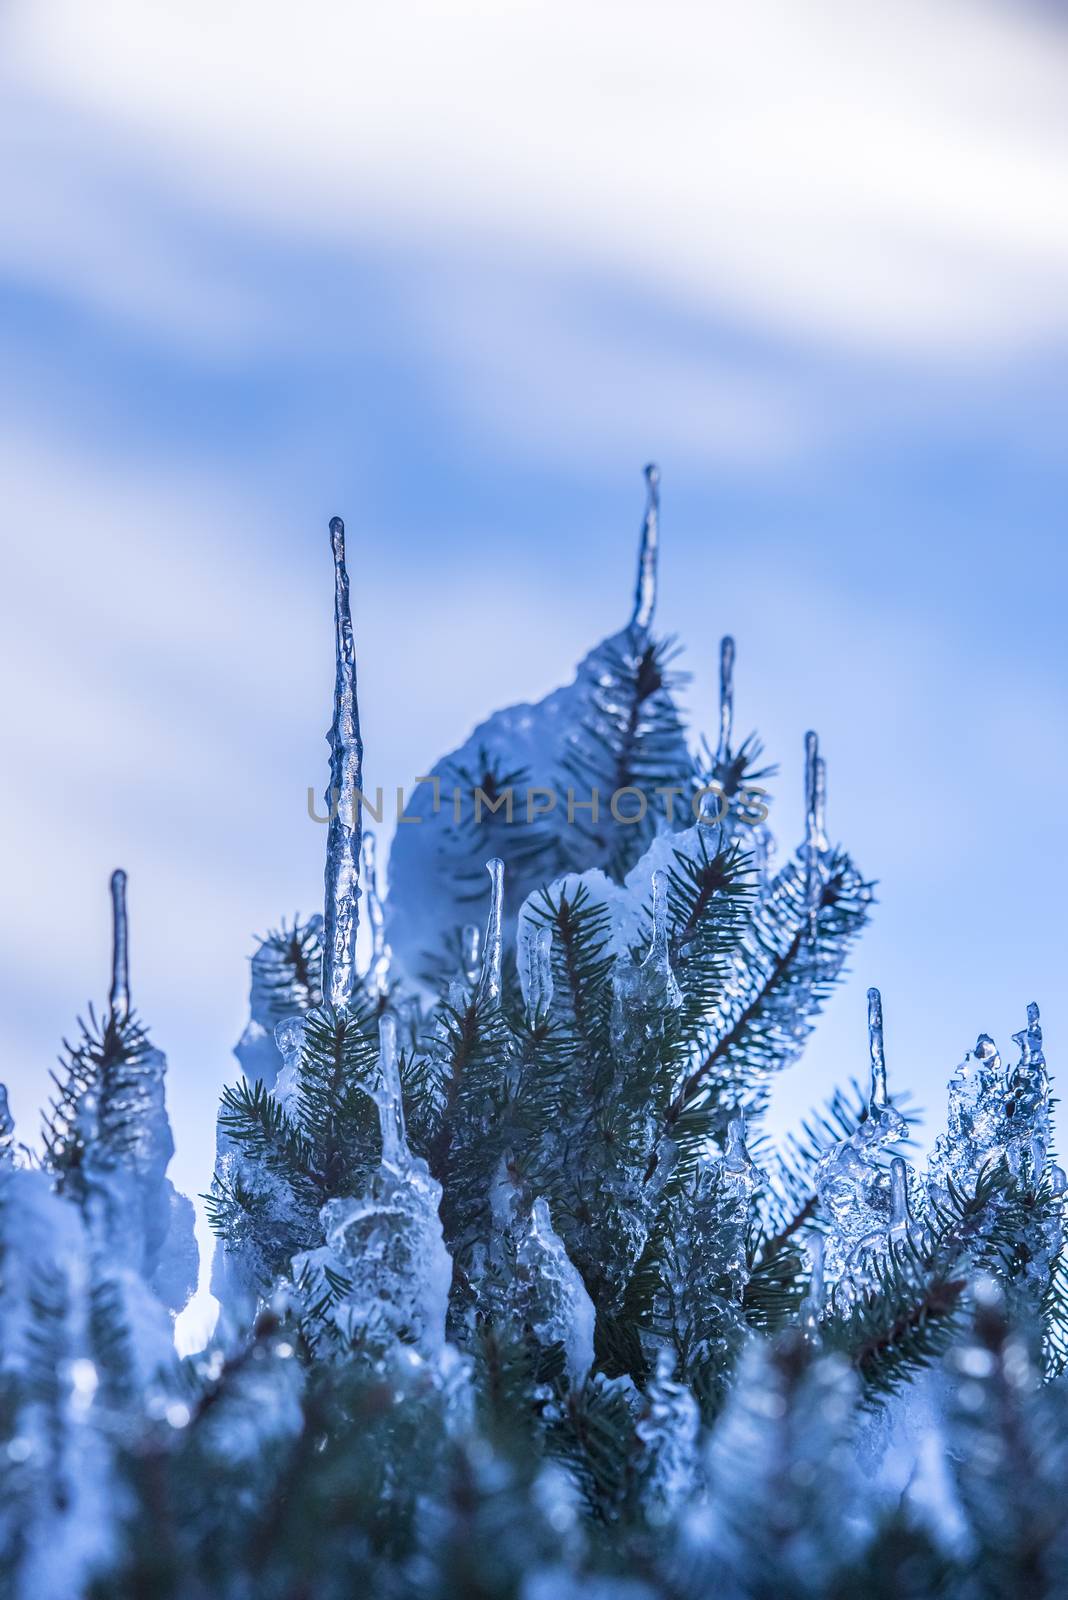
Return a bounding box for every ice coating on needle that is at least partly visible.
[476,858,505,1007]
[322,516,364,1014]
[518,920,554,1017]
[360,832,391,996]
[512,1196,596,1383]
[630,461,660,631]
[108,868,130,1023]
[816,988,907,1277]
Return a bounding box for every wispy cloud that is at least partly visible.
[5,0,1068,356]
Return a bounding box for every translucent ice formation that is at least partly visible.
[385,469,691,986]
[477,858,505,1007]
[816,988,907,1278]
[293,1013,452,1359]
[636,1347,701,1521]
[361,831,392,998]
[517,919,554,1019]
[611,869,683,1053]
[322,515,364,1014]
[630,462,660,632]
[511,1196,596,1383]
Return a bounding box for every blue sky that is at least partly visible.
[2,1,1067,1342]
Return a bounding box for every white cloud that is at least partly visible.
[3,0,1068,356]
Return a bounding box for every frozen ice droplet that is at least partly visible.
[630,463,660,632]
[322,516,364,1015]
[476,858,505,1007]
[109,868,130,1023]
[461,924,481,987]
[518,920,554,1018]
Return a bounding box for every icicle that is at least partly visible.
[1012,1000,1045,1073]
[514,1196,596,1383]
[1052,1165,1067,1198]
[1009,1000,1050,1184]
[611,868,682,1050]
[816,989,907,1277]
[715,635,735,765]
[887,1157,923,1248]
[0,1083,14,1163]
[867,987,888,1111]
[799,1234,825,1341]
[360,832,391,996]
[476,858,504,1006]
[643,869,681,1003]
[374,1012,408,1171]
[723,1115,756,1187]
[461,924,481,987]
[629,462,660,631]
[804,731,828,855]
[803,731,828,934]
[322,516,364,1015]
[518,921,554,1018]
[109,868,130,1023]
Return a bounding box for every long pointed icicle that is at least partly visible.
[630,462,660,631]
[642,869,682,1003]
[323,516,364,1014]
[476,858,505,1007]
[375,1012,408,1171]
[803,730,827,932]
[108,868,130,1023]
[360,832,390,996]
[715,635,735,765]
[867,986,888,1110]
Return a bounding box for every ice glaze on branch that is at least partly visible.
[322,515,364,1014]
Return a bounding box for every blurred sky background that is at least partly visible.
[2,0,1067,1345]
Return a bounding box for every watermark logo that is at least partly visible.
[307,778,769,827]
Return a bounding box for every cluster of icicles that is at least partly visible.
[311,482,1057,1330]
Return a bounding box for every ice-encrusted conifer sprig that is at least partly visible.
[531,464,691,882]
[694,634,778,829]
[659,731,873,1152]
[211,516,386,1293]
[42,870,156,1194]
